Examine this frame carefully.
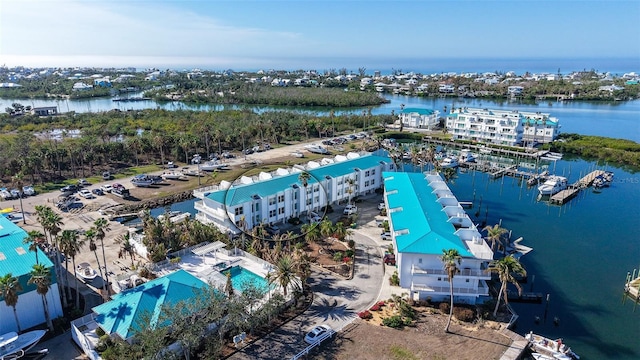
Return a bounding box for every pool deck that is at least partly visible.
[156,248,273,290]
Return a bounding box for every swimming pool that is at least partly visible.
[223,265,269,292]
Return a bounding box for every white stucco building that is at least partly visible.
[398,108,440,130]
[193,153,394,234]
[446,107,560,146]
[382,171,493,304]
[0,216,64,333]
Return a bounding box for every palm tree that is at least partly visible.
[298,171,312,218]
[266,255,301,297]
[94,218,112,296]
[116,233,137,267]
[0,273,23,332]
[11,172,27,224]
[301,223,320,244]
[487,255,527,317]
[441,248,461,333]
[23,230,46,265]
[399,103,405,132]
[333,222,347,241]
[59,229,85,308]
[84,229,105,290]
[28,264,54,332]
[483,223,508,252]
[346,178,355,205]
[319,219,334,239]
[37,206,67,308]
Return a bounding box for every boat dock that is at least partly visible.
[623,269,640,311]
[422,138,548,159]
[506,290,543,303]
[550,170,607,204]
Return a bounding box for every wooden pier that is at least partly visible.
[550,170,607,205]
[506,290,543,304]
[421,138,548,159]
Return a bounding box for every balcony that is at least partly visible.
[410,281,489,296]
[411,265,490,278]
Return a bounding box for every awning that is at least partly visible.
[192,241,226,256]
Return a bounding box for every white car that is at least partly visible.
[101,184,114,193]
[304,324,333,345]
[78,189,94,199]
[309,212,322,223]
[378,202,386,210]
[381,232,392,241]
[343,205,358,215]
[22,186,36,196]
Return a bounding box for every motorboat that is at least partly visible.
[0,330,47,359]
[458,149,476,163]
[183,168,203,177]
[200,161,229,171]
[161,171,186,180]
[131,175,153,187]
[304,144,330,154]
[439,157,459,168]
[290,151,305,158]
[525,331,579,359]
[75,262,98,282]
[537,176,568,196]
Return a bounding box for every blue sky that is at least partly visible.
[1,0,639,70]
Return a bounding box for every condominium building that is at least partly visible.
[382,171,493,304]
[0,216,64,333]
[446,107,560,146]
[399,108,440,130]
[193,153,394,234]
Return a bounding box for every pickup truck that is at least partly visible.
[343,205,358,215]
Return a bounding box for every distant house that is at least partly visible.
[399,108,440,129]
[438,84,455,93]
[508,86,524,96]
[33,106,58,116]
[93,77,111,87]
[0,216,64,333]
[73,82,93,91]
[598,85,625,92]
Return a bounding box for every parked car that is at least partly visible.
[377,202,386,210]
[77,179,90,187]
[265,225,280,235]
[91,188,104,196]
[309,212,322,223]
[0,189,13,200]
[78,189,94,199]
[375,218,387,228]
[22,186,36,196]
[9,189,22,199]
[343,205,358,215]
[383,253,396,265]
[381,232,392,241]
[60,184,78,194]
[100,184,113,193]
[304,324,333,345]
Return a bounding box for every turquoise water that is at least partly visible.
[446,159,640,359]
[223,265,269,292]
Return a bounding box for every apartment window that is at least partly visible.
[365,170,370,176]
[294,204,298,210]
[314,196,319,203]
[418,258,422,264]
[371,179,375,185]
[364,180,370,187]
[294,192,298,200]
[306,199,312,205]
[269,197,276,205]
[278,207,285,215]
[234,207,243,216]
[438,277,442,281]
[314,186,319,193]
[269,210,276,217]
[278,194,285,202]
[466,279,470,283]
[254,203,259,211]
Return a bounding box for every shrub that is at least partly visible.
[438,302,450,314]
[454,307,476,322]
[382,315,404,328]
[389,271,400,286]
[370,304,381,311]
[342,256,352,264]
[358,310,373,320]
[377,300,386,307]
[333,251,343,262]
[345,249,355,258]
[95,327,106,337]
[347,239,356,249]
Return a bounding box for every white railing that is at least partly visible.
[411,265,488,278]
[290,329,336,360]
[411,283,486,295]
[231,248,274,271]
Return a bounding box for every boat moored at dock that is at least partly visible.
[537,176,568,196]
[525,331,580,359]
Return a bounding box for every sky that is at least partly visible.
[1,0,639,71]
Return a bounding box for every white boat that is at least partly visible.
[183,168,203,176]
[131,175,153,187]
[200,161,229,171]
[0,330,47,359]
[75,262,98,282]
[439,157,459,168]
[479,146,492,154]
[304,144,330,154]
[290,151,305,158]
[537,176,568,196]
[161,171,186,180]
[458,149,476,163]
[525,331,579,360]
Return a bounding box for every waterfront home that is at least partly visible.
[446,107,560,146]
[32,106,58,116]
[507,86,524,96]
[72,82,93,91]
[0,216,64,333]
[398,108,440,130]
[193,153,394,235]
[382,172,493,304]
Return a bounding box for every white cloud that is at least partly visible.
[1,0,307,59]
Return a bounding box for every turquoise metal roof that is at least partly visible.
[383,172,472,257]
[207,155,389,206]
[402,108,435,115]
[0,216,53,278]
[93,270,208,339]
